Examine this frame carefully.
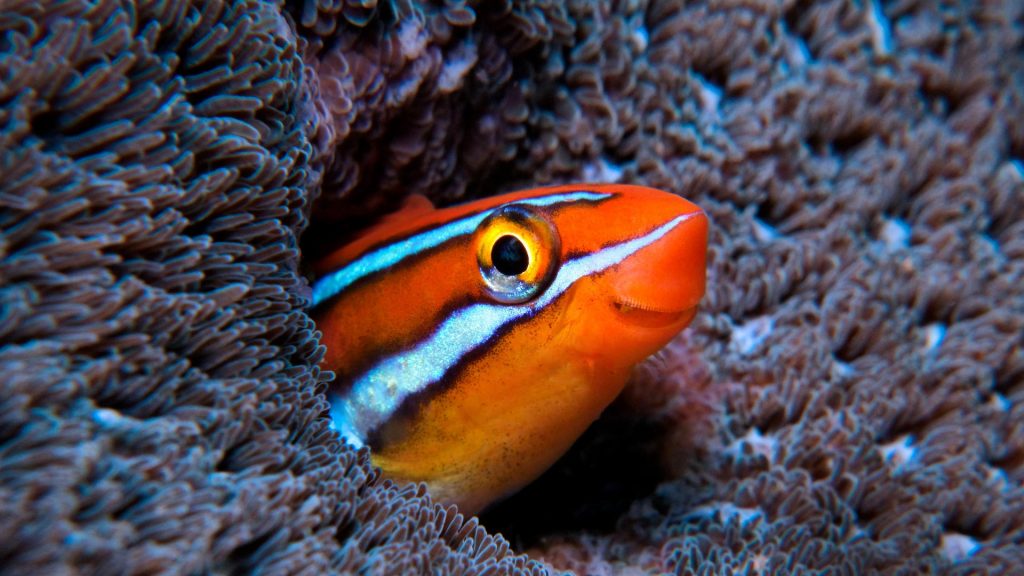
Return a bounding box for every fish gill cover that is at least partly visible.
[1,1,1022,576]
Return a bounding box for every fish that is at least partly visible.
[311,183,708,515]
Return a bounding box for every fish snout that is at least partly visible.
[610,209,708,329]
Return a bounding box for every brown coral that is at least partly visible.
[294,0,575,232]
[469,0,1024,574]
[3,0,1024,574]
[0,0,544,573]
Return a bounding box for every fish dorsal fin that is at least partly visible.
[375,193,435,228]
[314,194,437,274]
[345,194,437,245]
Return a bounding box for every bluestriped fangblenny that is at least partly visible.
[311,184,708,514]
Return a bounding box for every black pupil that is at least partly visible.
[492,235,529,276]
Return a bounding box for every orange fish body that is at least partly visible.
[312,184,707,514]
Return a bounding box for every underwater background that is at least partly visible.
[1,0,1022,574]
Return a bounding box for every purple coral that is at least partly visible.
[0,0,542,573]
[3,0,1023,574]
[300,0,1024,573]
[467,1,1024,574]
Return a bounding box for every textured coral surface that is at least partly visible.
[2,0,1022,574]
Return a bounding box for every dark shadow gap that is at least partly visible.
[480,395,668,550]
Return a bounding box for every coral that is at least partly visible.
[292,0,575,234]
[471,0,1024,574]
[301,0,1024,573]
[0,0,542,573]
[3,0,1023,574]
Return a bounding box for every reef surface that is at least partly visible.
[1,0,1022,574]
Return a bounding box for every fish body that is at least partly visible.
[312,184,707,514]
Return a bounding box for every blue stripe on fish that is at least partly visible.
[332,211,702,442]
[311,191,613,307]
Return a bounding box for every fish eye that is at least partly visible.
[474,204,560,304]
[491,235,529,276]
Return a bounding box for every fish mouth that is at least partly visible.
[612,297,697,329]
